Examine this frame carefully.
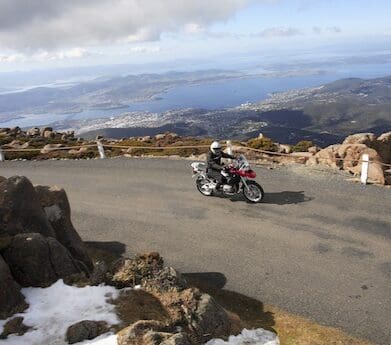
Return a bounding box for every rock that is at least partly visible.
[0,317,30,339]
[142,266,187,292]
[43,129,55,139]
[65,320,109,344]
[40,143,64,154]
[278,144,291,154]
[96,135,103,140]
[68,147,88,155]
[9,127,22,136]
[110,252,164,288]
[89,260,109,285]
[343,133,376,145]
[155,134,166,140]
[0,176,55,237]
[0,235,12,251]
[160,333,191,345]
[308,146,321,154]
[139,136,152,142]
[117,320,168,345]
[5,140,30,149]
[2,233,83,287]
[35,185,93,271]
[0,256,27,319]
[26,127,40,137]
[191,294,231,343]
[40,127,53,136]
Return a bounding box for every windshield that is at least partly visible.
[236,154,250,170]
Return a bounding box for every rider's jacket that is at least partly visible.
[207,151,234,172]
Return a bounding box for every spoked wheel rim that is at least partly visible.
[196,178,213,196]
[244,183,263,202]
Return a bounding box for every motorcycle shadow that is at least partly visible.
[216,190,313,205]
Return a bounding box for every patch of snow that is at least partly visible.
[206,328,279,345]
[0,280,121,345]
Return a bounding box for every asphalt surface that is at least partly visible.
[1,158,390,344]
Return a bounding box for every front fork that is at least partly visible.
[240,177,250,191]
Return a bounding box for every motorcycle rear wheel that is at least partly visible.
[196,177,213,196]
[243,180,264,203]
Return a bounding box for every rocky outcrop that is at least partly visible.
[0,175,92,288]
[66,320,109,344]
[35,185,93,271]
[3,233,83,287]
[0,176,55,237]
[0,256,27,319]
[343,132,391,165]
[109,252,164,288]
[305,131,391,185]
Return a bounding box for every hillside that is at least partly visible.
[72,76,390,146]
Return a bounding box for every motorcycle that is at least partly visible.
[191,154,264,203]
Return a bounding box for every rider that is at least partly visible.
[207,141,235,190]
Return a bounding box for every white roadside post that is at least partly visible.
[361,153,369,185]
[97,141,106,159]
[226,140,233,161]
[0,148,4,162]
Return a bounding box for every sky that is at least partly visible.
[0,0,390,72]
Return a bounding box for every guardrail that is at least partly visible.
[1,140,390,185]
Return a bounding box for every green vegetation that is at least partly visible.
[246,137,277,152]
[292,140,314,152]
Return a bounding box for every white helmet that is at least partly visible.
[210,141,222,154]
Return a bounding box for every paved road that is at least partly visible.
[1,158,390,344]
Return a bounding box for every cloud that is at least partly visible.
[326,26,342,34]
[0,0,265,51]
[0,53,25,63]
[312,26,342,35]
[258,27,302,38]
[0,48,91,63]
[129,46,161,54]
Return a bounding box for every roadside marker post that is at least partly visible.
[97,141,106,159]
[361,153,369,185]
[226,140,233,163]
[0,149,4,162]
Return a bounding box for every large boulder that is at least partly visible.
[2,233,83,287]
[0,176,55,238]
[0,256,27,318]
[35,185,93,271]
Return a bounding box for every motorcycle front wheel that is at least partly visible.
[243,180,264,203]
[196,177,213,196]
